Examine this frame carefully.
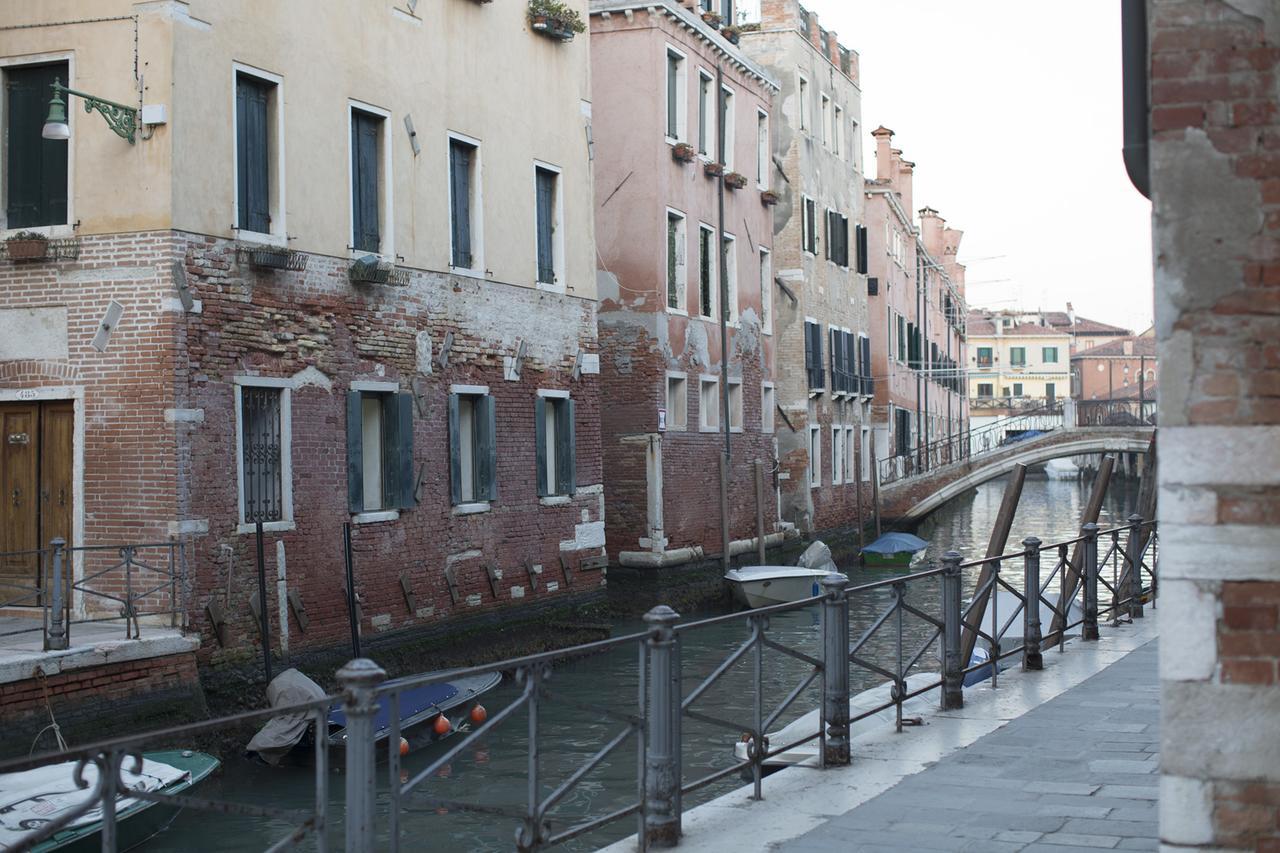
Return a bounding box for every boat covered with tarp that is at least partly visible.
[860,532,929,567]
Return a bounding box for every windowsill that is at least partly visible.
[666,306,689,317]
[536,279,566,294]
[234,229,288,248]
[664,425,687,433]
[236,520,296,535]
[699,424,720,433]
[539,495,571,507]
[665,136,682,147]
[451,265,486,280]
[730,426,744,434]
[452,502,492,516]
[353,510,399,524]
[2,224,75,240]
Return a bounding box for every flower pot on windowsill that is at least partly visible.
[703,161,724,178]
[724,171,748,190]
[672,142,697,163]
[760,189,780,206]
[722,26,741,44]
[5,233,49,261]
[528,2,584,41]
[701,11,722,26]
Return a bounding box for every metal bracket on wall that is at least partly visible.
[435,331,454,370]
[444,565,460,605]
[505,340,528,382]
[411,376,429,416]
[398,572,417,613]
[572,350,584,382]
[559,554,574,587]
[287,589,308,632]
[774,276,798,305]
[776,404,796,432]
[413,463,426,504]
[485,563,502,598]
[524,559,542,592]
[248,592,265,639]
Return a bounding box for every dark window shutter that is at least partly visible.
[804,322,814,372]
[351,111,380,253]
[535,396,549,497]
[846,332,857,392]
[236,75,270,233]
[823,211,831,260]
[862,336,873,394]
[450,141,472,268]
[394,393,416,509]
[557,398,576,495]
[829,328,839,391]
[857,225,869,274]
[667,53,679,137]
[345,391,364,513]
[6,62,68,228]
[478,394,498,502]
[536,169,556,283]
[448,394,462,505]
[867,276,879,296]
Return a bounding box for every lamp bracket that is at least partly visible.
[56,83,138,144]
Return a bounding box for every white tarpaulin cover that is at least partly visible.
[245,668,327,765]
[0,757,185,849]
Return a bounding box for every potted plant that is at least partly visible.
[528,0,585,40]
[701,10,722,26]
[760,189,780,206]
[722,25,741,44]
[672,142,697,163]
[724,171,748,190]
[5,231,49,261]
[703,160,724,178]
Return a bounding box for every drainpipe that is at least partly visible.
[1121,0,1151,199]
[716,63,731,573]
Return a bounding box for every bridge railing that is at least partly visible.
[0,519,1159,852]
[1077,398,1157,427]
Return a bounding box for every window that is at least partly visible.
[667,210,687,311]
[536,393,576,497]
[808,426,821,488]
[761,383,775,434]
[727,381,743,432]
[666,48,687,142]
[832,425,844,485]
[346,388,416,514]
[666,374,688,430]
[825,210,849,267]
[4,61,68,229]
[534,164,562,286]
[1003,387,1013,397]
[845,427,857,484]
[698,224,716,319]
[860,427,871,482]
[831,327,847,394]
[237,383,292,528]
[977,383,994,397]
[719,85,735,169]
[1042,346,1059,363]
[804,319,825,391]
[756,108,769,187]
[855,224,868,274]
[759,248,772,334]
[797,75,809,130]
[449,388,497,505]
[350,105,388,255]
[722,233,738,323]
[698,70,714,156]
[977,347,993,367]
[1012,382,1024,396]
[896,315,908,363]
[859,335,873,396]
[894,409,912,456]
[700,377,720,431]
[234,69,281,238]
[449,136,480,270]
[1009,347,1027,367]
[802,197,818,255]
[1046,382,1057,401]
[820,93,831,146]
[833,105,844,158]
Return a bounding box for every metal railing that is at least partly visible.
[0,538,187,651]
[0,518,1159,852]
[1077,398,1157,427]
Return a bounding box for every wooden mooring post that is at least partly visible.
[959,463,1027,670]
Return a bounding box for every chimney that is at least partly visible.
[807,9,821,49]
[1123,339,1134,356]
[1066,302,1076,325]
[826,30,839,63]
[872,126,895,183]
[919,207,944,260]
[758,0,798,30]
[898,158,915,219]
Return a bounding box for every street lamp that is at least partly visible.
[42,78,137,144]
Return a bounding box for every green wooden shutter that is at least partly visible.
[351,111,380,253]
[236,75,270,233]
[450,141,472,268]
[448,394,462,505]
[667,53,679,138]
[6,62,68,228]
[535,169,556,283]
[535,396,549,497]
[557,399,576,495]
[394,393,416,509]
[345,391,364,512]
[478,395,497,502]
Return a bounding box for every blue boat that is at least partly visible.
[860,532,929,567]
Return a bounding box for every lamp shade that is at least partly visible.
[42,81,69,141]
[42,120,70,141]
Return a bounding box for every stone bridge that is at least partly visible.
[880,427,1155,523]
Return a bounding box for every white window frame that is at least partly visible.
[720,84,736,170]
[759,247,772,335]
[697,69,715,158]
[0,51,76,238]
[698,222,718,320]
[756,108,769,188]
[232,62,287,247]
[761,382,775,434]
[447,130,485,278]
[808,425,821,489]
[722,231,738,325]
[802,196,817,257]
[666,208,688,314]
[819,93,831,147]
[860,426,872,482]
[233,377,295,534]
[450,383,492,512]
[832,424,843,485]
[845,427,857,484]
[833,104,844,159]
[797,74,809,131]
[699,375,720,432]
[666,372,688,431]
[727,379,743,433]
[532,159,566,293]
[348,99,394,261]
[665,45,688,144]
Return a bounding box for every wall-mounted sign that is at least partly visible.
[7,432,30,445]
[657,408,667,433]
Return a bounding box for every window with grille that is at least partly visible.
[240,386,284,524]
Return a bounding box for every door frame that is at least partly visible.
[0,385,84,612]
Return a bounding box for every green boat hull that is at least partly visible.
[34,750,219,853]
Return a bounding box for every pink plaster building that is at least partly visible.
[589,1,782,568]
[864,128,968,475]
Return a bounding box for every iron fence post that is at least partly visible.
[643,605,681,848]
[821,574,850,765]
[337,658,386,852]
[1022,537,1043,671]
[46,539,68,651]
[1082,523,1100,641]
[1126,514,1145,620]
[940,551,964,710]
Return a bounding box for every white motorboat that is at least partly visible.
[724,566,839,609]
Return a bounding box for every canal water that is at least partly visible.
[149,473,1141,852]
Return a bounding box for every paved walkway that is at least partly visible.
[780,639,1159,852]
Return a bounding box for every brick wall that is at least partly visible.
[1149,0,1280,850]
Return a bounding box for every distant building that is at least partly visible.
[590,0,781,566]
[1041,304,1131,354]
[965,310,1072,433]
[1071,336,1158,401]
[864,128,969,477]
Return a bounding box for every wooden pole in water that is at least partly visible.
[1044,454,1116,649]
[1114,434,1157,601]
[959,463,1028,669]
[854,435,865,553]
[870,439,882,538]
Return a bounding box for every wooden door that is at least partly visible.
[39,402,73,551]
[0,403,39,602]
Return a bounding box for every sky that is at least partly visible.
[772,1,1156,333]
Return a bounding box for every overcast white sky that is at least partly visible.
[798,1,1155,332]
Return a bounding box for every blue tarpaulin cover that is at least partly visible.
[862,532,929,555]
